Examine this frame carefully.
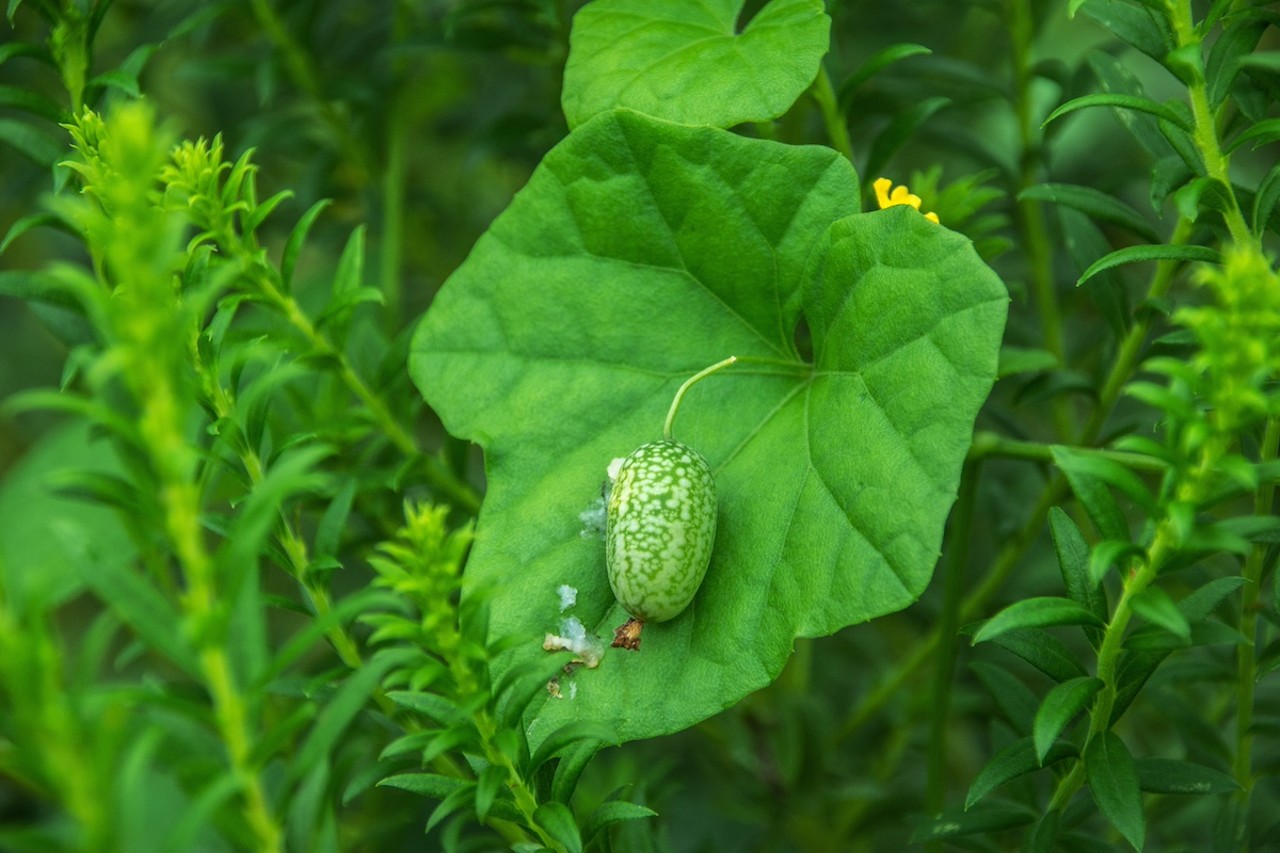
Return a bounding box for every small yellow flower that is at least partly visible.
[873,177,940,223]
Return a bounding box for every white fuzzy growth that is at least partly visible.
[557,584,578,611]
[578,498,607,538]
[541,616,603,668]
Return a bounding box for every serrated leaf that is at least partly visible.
[966,737,1074,809]
[974,597,1105,645]
[561,0,830,129]
[1019,183,1159,243]
[1034,677,1103,763]
[1085,732,1145,851]
[410,109,1006,745]
[1135,758,1239,794]
[1076,244,1221,287]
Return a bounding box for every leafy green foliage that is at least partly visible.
[561,0,830,129]
[411,108,1005,744]
[3,0,1280,849]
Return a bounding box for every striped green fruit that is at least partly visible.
[605,439,717,625]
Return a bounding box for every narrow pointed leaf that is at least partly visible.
[1019,183,1159,243]
[1136,758,1239,795]
[972,597,1105,644]
[966,737,1074,809]
[1044,94,1191,131]
[1085,732,1145,851]
[1034,677,1103,763]
[1076,244,1221,287]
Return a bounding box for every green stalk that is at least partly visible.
[1232,417,1280,833]
[811,65,858,178]
[925,459,980,825]
[1167,0,1254,247]
[1007,0,1074,441]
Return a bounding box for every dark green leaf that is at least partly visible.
[908,802,1037,842]
[529,721,617,774]
[1019,183,1159,243]
[1206,19,1265,107]
[385,691,462,725]
[973,597,1105,644]
[1085,732,1145,851]
[1130,586,1189,639]
[1044,94,1190,132]
[552,741,600,804]
[970,661,1038,733]
[1136,758,1238,795]
[1076,244,1221,287]
[1254,161,1280,237]
[1034,677,1103,763]
[1052,447,1130,542]
[998,346,1058,377]
[0,117,63,167]
[581,800,658,844]
[290,647,421,782]
[534,801,583,853]
[1049,507,1108,646]
[966,737,1074,809]
[1112,649,1168,723]
[979,627,1090,683]
[411,109,1005,745]
[837,42,932,104]
[425,783,479,834]
[474,765,507,823]
[561,0,830,129]
[281,199,333,293]
[1057,208,1129,337]
[1079,0,1172,61]
[1124,619,1245,651]
[864,96,949,180]
[1088,539,1145,586]
[1178,577,1246,622]
[376,772,466,799]
[1229,117,1280,153]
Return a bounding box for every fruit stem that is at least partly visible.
[663,356,738,441]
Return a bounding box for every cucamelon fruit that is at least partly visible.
[605,356,735,650]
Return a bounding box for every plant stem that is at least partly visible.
[1232,416,1280,837]
[1167,0,1254,247]
[1007,0,1074,442]
[663,356,738,441]
[925,459,980,823]
[811,65,858,180]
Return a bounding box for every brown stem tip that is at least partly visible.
[611,617,644,651]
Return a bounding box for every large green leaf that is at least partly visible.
[410,109,1007,744]
[561,0,830,129]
